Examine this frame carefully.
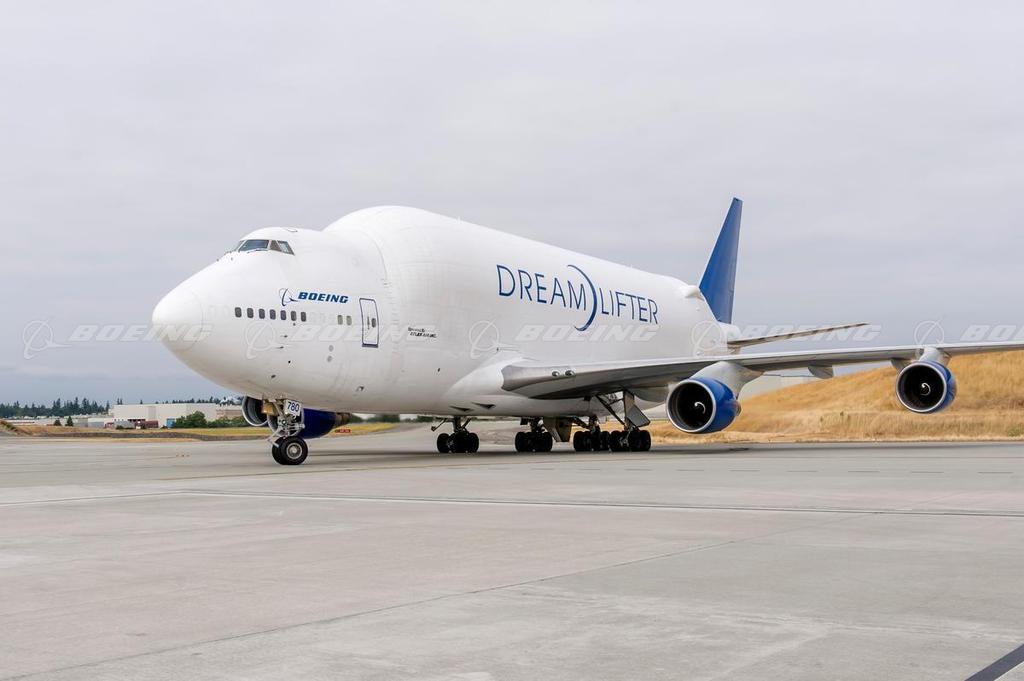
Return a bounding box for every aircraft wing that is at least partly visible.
[501,341,1024,399]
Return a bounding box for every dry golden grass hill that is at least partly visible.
[649,351,1024,443]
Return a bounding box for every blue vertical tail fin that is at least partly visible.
[698,198,743,324]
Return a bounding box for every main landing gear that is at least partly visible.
[435,417,480,454]
[571,425,651,452]
[514,420,554,452]
[572,399,653,453]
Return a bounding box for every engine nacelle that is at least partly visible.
[299,409,352,439]
[666,377,741,434]
[895,361,957,413]
[241,396,268,427]
[267,408,352,439]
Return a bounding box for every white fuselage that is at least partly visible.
[153,206,725,417]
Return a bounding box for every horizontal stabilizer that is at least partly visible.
[727,322,869,349]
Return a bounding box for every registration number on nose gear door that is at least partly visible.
[284,400,302,417]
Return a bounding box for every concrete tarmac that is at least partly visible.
[1,425,1022,680]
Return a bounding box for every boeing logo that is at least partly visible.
[280,288,349,306]
[496,264,659,332]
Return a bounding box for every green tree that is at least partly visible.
[171,411,208,429]
[65,416,74,427]
[53,418,62,426]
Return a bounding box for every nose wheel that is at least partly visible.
[272,436,308,465]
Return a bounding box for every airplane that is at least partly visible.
[153,200,1024,465]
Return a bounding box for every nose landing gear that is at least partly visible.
[272,435,309,465]
[266,399,309,465]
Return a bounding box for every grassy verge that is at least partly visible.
[15,422,397,441]
[0,419,24,435]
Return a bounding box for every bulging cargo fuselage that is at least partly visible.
[153,206,724,417]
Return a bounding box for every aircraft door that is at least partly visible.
[360,297,379,347]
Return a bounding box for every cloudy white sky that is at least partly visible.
[1,1,1022,404]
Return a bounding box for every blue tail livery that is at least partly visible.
[699,197,742,324]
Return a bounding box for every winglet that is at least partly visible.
[699,198,742,324]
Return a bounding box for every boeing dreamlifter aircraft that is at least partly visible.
[154,200,1024,464]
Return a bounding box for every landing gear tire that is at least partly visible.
[438,430,479,454]
[608,430,627,452]
[515,430,553,453]
[273,436,308,465]
[515,431,528,452]
[572,430,592,452]
[436,432,451,454]
[620,429,651,452]
[453,431,480,454]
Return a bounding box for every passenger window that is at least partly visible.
[371,318,377,328]
[259,309,265,319]
[347,315,352,325]
[281,310,286,320]
[247,308,253,318]
[269,310,276,320]
[300,311,307,322]
[337,315,343,325]
[291,310,297,321]
[234,307,241,318]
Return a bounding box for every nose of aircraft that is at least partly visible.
[152,285,205,354]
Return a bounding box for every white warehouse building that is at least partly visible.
[111,403,223,428]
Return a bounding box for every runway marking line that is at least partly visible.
[965,641,1024,681]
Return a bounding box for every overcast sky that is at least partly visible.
[2,1,1022,404]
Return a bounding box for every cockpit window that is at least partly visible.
[235,239,294,254]
[237,239,270,252]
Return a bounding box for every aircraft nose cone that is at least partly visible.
[152,285,205,354]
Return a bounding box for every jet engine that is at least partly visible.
[294,409,352,438]
[241,396,268,427]
[895,361,957,413]
[666,377,741,433]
